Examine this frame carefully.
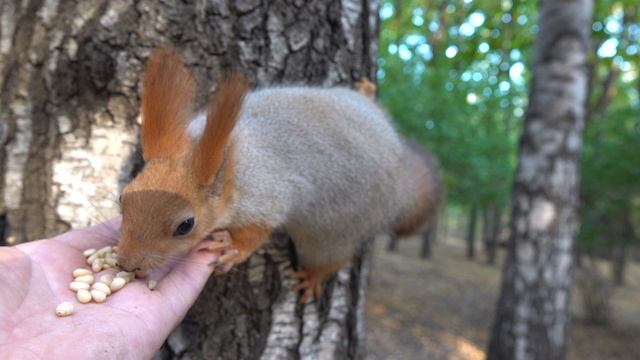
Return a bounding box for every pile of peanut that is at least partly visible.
[55,245,136,317]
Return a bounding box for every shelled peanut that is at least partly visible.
[55,245,137,317]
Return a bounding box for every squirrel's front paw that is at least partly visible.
[205,230,241,275]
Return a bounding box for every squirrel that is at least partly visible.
[354,79,444,243]
[116,49,404,303]
[391,140,444,240]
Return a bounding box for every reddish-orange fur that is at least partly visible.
[227,223,272,263]
[354,78,377,100]
[218,144,236,210]
[393,170,433,236]
[118,50,247,273]
[293,262,345,303]
[393,142,444,237]
[191,74,249,186]
[141,48,195,160]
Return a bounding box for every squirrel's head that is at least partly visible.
[117,48,248,274]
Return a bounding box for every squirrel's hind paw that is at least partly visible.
[292,270,324,304]
[291,268,333,304]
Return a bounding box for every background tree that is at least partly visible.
[0,0,380,358]
[488,1,594,359]
[377,0,530,261]
[578,0,640,285]
[376,0,639,272]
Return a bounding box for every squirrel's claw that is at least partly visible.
[292,269,326,304]
[213,249,240,266]
[210,248,239,276]
[205,230,240,275]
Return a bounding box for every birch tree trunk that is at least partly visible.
[487,1,593,359]
[0,1,380,358]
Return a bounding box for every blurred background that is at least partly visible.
[365,0,639,359]
[0,0,638,359]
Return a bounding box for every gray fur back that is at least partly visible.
[203,86,403,267]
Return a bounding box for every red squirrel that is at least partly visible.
[116,49,404,302]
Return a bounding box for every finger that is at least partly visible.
[54,217,122,250]
[156,240,220,311]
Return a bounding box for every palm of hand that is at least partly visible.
[0,219,216,359]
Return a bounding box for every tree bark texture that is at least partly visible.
[487,1,593,359]
[1,1,380,358]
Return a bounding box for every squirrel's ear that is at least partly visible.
[191,73,249,186]
[141,48,195,161]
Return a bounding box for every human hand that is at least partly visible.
[0,217,218,359]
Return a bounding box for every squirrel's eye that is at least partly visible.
[173,217,195,236]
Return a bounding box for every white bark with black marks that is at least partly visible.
[488,0,593,359]
[1,0,380,358]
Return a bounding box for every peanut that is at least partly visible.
[97,246,112,256]
[61,244,136,310]
[148,280,157,290]
[83,248,97,257]
[105,256,118,267]
[69,281,90,291]
[92,282,112,295]
[76,289,92,303]
[116,271,134,281]
[73,268,92,277]
[74,274,94,284]
[91,289,107,303]
[91,258,105,272]
[55,302,74,317]
[110,277,127,292]
[87,252,99,264]
[100,274,114,286]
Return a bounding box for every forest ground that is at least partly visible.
[364,235,640,360]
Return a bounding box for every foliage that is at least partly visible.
[578,0,640,252]
[378,0,536,208]
[377,0,640,252]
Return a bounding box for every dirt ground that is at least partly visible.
[364,236,640,360]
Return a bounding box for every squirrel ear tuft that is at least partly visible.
[191,73,249,186]
[141,48,195,161]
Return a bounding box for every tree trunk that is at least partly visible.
[483,205,500,266]
[1,1,380,358]
[611,244,626,287]
[487,1,593,359]
[611,213,635,286]
[466,205,478,259]
[421,218,436,259]
[387,234,398,252]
